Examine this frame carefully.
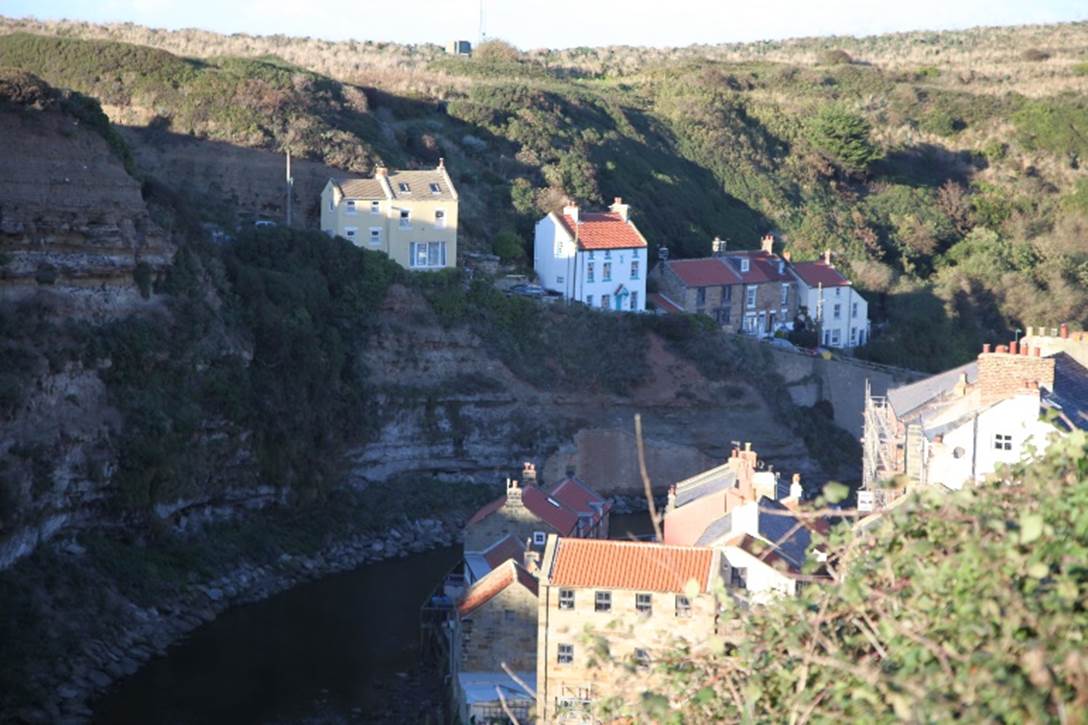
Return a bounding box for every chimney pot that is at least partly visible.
[614,196,622,205]
[996,345,1008,354]
[1010,340,1019,355]
[744,442,752,452]
[1060,323,1070,338]
[437,157,445,168]
[1034,347,1041,357]
[982,343,992,354]
[1026,326,1034,337]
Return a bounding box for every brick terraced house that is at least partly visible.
[535,537,722,723]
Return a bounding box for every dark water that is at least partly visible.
[91,512,655,725]
[92,546,461,725]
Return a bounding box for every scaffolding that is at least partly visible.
[861,380,905,509]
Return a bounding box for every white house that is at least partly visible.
[862,326,1088,503]
[533,198,647,312]
[789,252,870,348]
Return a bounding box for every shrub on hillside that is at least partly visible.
[818,49,854,65]
[636,432,1088,723]
[805,105,882,173]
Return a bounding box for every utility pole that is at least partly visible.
[285,149,294,227]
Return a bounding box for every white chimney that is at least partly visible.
[789,473,803,501]
[609,196,630,222]
[563,204,580,223]
[761,234,774,255]
[824,249,832,266]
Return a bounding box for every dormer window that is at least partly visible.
[398,182,411,194]
[429,182,441,194]
[740,258,750,273]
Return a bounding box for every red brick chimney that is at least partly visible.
[978,345,1055,406]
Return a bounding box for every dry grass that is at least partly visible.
[3,16,1087,97]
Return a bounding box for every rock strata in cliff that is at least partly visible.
[0,70,173,315]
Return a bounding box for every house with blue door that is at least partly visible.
[532,198,648,312]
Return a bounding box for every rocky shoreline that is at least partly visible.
[14,517,460,725]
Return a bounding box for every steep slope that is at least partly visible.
[0,70,172,311]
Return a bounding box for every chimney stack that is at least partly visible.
[666,485,677,512]
[824,249,832,266]
[782,250,792,262]
[522,462,537,484]
[712,236,725,255]
[1010,340,1019,355]
[609,197,630,222]
[1061,323,1070,339]
[437,157,445,169]
[563,203,580,224]
[761,234,774,255]
[375,166,388,177]
[982,343,992,354]
[658,246,669,261]
[978,344,1055,406]
[505,478,523,508]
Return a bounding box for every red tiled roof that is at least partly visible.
[458,560,538,615]
[466,485,580,536]
[667,258,741,287]
[558,212,648,250]
[548,539,714,593]
[482,534,526,569]
[791,261,850,288]
[727,251,793,284]
[548,477,608,517]
[648,293,683,314]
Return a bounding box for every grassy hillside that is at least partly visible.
[1,20,1087,370]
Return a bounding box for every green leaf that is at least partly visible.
[1019,513,1044,544]
[823,481,850,504]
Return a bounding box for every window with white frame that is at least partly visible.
[343,226,357,241]
[559,589,575,610]
[850,327,858,345]
[586,262,595,283]
[557,644,573,664]
[831,329,841,346]
[435,209,446,228]
[345,199,357,215]
[533,531,546,545]
[369,227,382,246]
[781,283,789,305]
[630,260,640,280]
[370,200,380,214]
[603,262,612,282]
[630,292,639,310]
[730,567,747,589]
[398,182,411,194]
[601,295,610,309]
[634,648,651,667]
[852,301,858,316]
[635,592,652,614]
[745,286,757,309]
[744,314,757,333]
[429,182,441,194]
[604,250,611,259]
[399,209,411,228]
[410,242,447,268]
[740,258,750,273]
[595,591,611,612]
[675,595,691,618]
[586,295,593,307]
[833,303,842,320]
[994,433,1013,451]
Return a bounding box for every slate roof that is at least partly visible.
[887,360,979,418]
[791,261,851,288]
[725,250,793,284]
[386,169,457,201]
[673,464,738,508]
[482,534,526,570]
[458,560,538,615]
[558,212,648,250]
[755,497,812,568]
[548,539,713,593]
[334,177,386,199]
[1048,353,1088,431]
[723,533,806,576]
[666,258,741,287]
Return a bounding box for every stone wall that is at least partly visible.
[458,579,538,672]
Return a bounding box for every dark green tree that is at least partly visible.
[806,105,882,173]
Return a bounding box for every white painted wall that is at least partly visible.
[923,393,1060,490]
[532,214,646,312]
[722,546,796,603]
[799,283,870,348]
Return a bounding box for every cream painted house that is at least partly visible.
[320,161,458,270]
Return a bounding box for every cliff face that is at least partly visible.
[0,70,173,316]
